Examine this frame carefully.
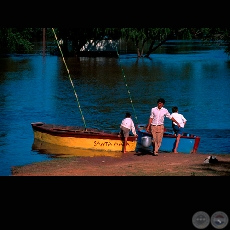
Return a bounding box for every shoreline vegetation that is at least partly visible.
[11,152,230,176]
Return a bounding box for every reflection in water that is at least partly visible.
[32,139,123,158]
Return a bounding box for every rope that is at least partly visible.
[116,47,139,124]
[51,28,87,130]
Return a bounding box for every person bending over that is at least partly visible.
[119,112,138,153]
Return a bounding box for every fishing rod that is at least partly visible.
[116,47,139,124]
[51,28,87,130]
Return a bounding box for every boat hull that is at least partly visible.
[31,122,137,152]
[136,124,200,154]
[32,139,124,158]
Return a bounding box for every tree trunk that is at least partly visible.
[135,39,141,57]
[43,28,46,57]
[140,39,146,57]
[145,39,168,58]
[145,40,155,57]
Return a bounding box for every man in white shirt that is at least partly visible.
[146,98,180,156]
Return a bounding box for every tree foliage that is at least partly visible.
[1,28,230,57]
[0,28,35,55]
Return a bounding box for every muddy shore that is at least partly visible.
[11,152,230,176]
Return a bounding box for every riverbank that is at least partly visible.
[11,152,230,176]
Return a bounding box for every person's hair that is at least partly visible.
[157,98,165,104]
[172,106,178,113]
[125,112,131,118]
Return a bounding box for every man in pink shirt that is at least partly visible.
[146,98,180,156]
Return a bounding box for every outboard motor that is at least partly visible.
[141,136,152,147]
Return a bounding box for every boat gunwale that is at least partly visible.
[136,124,200,140]
[31,122,137,141]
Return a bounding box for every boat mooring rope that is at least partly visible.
[116,48,139,124]
[51,28,87,130]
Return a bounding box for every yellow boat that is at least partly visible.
[31,122,137,152]
[32,138,124,158]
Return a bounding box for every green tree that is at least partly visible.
[1,28,230,57]
[199,28,230,55]
[0,28,34,55]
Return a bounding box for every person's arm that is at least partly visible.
[146,117,153,132]
[131,120,138,136]
[182,115,187,127]
[171,117,180,127]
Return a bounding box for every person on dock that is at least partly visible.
[171,106,187,153]
[146,98,180,156]
[119,112,138,153]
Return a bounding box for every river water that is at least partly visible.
[1,40,230,176]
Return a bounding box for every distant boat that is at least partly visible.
[31,122,137,153]
[136,124,200,154]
